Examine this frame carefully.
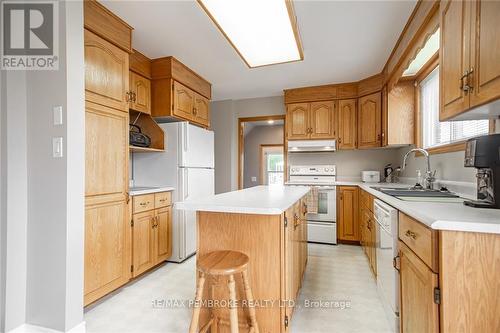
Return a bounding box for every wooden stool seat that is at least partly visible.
[197,250,249,276]
[189,250,259,333]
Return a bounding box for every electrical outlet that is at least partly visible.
[53,106,63,125]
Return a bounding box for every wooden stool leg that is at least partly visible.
[241,270,259,333]
[227,274,239,333]
[189,271,206,333]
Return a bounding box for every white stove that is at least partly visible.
[288,165,337,244]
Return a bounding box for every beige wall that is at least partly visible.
[211,96,285,193]
[288,149,402,180]
[243,125,284,188]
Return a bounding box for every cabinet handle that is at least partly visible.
[405,229,417,240]
[193,107,197,115]
[139,201,150,207]
[460,69,474,93]
[132,92,137,102]
[377,134,381,141]
[393,255,400,272]
[126,91,132,102]
[338,137,342,144]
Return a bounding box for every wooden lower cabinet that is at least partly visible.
[337,186,359,242]
[84,200,131,306]
[195,194,308,332]
[399,242,439,333]
[359,190,376,276]
[131,193,172,277]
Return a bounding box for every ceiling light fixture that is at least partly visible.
[267,120,275,124]
[197,0,303,68]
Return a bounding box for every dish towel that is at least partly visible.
[306,186,319,214]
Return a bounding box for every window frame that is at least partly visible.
[415,58,494,155]
[259,144,284,185]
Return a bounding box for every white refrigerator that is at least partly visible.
[133,122,215,262]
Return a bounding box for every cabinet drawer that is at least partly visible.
[133,194,155,213]
[155,191,172,208]
[398,213,438,272]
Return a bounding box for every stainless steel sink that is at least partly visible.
[373,187,460,198]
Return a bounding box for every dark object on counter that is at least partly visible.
[463,133,500,209]
[129,124,151,148]
[384,164,394,183]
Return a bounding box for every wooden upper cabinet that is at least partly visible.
[129,72,151,114]
[84,200,130,305]
[310,101,336,139]
[132,210,156,277]
[173,81,195,121]
[399,242,439,333]
[358,92,382,149]
[337,99,357,149]
[84,30,129,112]
[337,186,359,242]
[440,0,500,120]
[469,0,500,109]
[287,103,310,140]
[85,102,128,204]
[440,0,471,120]
[193,92,210,127]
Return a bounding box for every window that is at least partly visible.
[261,146,284,185]
[420,67,489,149]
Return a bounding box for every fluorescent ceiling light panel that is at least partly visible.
[198,0,303,68]
[403,29,440,77]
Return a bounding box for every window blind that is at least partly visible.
[421,67,489,149]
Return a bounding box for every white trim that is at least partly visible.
[8,322,85,333]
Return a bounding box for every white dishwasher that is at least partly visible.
[373,199,399,333]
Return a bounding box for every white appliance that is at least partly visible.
[288,140,336,152]
[133,122,214,263]
[288,165,337,244]
[362,170,381,183]
[373,199,400,333]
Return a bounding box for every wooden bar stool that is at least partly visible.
[189,250,260,333]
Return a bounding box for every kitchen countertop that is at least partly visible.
[290,180,500,234]
[129,186,175,196]
[175,185,310,215]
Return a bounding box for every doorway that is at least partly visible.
[238,115,285,189]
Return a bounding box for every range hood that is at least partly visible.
[288,140,336,152]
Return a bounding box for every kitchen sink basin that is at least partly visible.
[373,187,460,198]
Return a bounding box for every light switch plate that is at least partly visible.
[52,137,63,158]
[251,176,257,182]
[53,106,63,125]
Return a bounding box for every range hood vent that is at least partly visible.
[288,140,336,152]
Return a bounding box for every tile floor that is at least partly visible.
[85,244,392,333]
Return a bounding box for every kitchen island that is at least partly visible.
[176,185,310,333]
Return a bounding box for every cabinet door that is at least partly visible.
[439,0,471,120]
[130,72,151,114]
[173,81,195,121]
[84,200,130,305]
[337,186,359,241]
[399,242,439,333]
[132,210,156,277]
[358,92,381,148]
[310,101,335,139]
[84,29,129,112]
[155,206,172,264]
[337,99,357,149]
[469,0,500,108]
[193,92,210,127]
[286,103,310,140]
[85,102,128,205]
[368,213,377,276]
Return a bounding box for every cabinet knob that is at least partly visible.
[405,229,417,240]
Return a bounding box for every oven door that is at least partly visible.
[306,186,336,222]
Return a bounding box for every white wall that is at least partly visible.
[211,96,285,193]
[1,70,28,332]
[0,1,85,331]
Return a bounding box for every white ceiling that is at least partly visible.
[104,0,416,101]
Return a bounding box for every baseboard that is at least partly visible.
[8,321,85,333]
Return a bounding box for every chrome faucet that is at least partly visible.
[402,148,436,190]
